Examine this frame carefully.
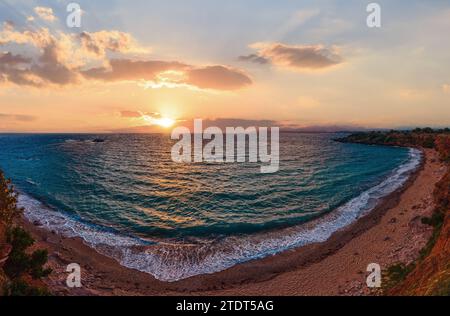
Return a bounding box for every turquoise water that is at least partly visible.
[0,133,420,281]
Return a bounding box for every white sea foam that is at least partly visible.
[19,148,422,282]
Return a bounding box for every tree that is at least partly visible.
[0,170,23,225]
[0,170,51,295]
[4,227,52,280]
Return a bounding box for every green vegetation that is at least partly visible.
[4,227,52,280]
[383,263,416,290]
[336,129,442,149]
[419,209,445,260]
[0,170,23,225]
[4,279,51,296]
[0,170,51,296]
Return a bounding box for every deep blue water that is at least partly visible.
[0,133,419,281]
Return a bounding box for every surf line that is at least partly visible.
[171,119,280,173]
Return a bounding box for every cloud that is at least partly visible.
[0,21,251,91]
[238,54,269,64]
[120,110,163,120]
[82,61,251,91]
[0,113,36,122]
[0,52,41,86]
[442,84,450,94]
[120,110,144,118]
[240,42,343,71]
[0,22,80,86]
[199,118,278,129]
[185,66,252,90]
[0,52,30,65]
[34,7,57,22]
[79,31,147,57]
[82,59,188,82]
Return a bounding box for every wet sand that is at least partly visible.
[21,149,447,296]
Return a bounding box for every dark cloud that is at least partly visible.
[185,66,252,90]
[0,52,40,86]
[240,43,343,71]
[0,113,37,122]
[31,43,78,85]
[0,52,30,65]
[200,118,278,129]
[0,39,78,86]
[238,54,269,64]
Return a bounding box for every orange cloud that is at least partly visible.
[82,60,251,91]
[79,31,148,57]
[120,110,144,118]
[34,7,57,22]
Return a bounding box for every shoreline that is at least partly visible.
[19,148,446,295]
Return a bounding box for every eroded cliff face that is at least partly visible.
[390,165,450,296]
[391,216,449,295]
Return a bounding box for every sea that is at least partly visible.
[0,133,421,281]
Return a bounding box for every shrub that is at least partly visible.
[383,263,415,290]
[4,227,52,280]
[3,279,50,296]
[0,170,23,225]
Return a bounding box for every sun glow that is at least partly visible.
[142,114,175,128]
[155,117,176,128]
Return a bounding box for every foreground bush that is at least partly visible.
[4,227,52,280]
[0,170,23,225]
[0,170,51,296]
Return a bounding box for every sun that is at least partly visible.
[141,113,176,128]
[155,117,175,128]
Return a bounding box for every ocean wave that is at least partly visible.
[19,148,422,282]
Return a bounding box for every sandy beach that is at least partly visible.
[20,148,447,296]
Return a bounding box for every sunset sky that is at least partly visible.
[1,0,450,133]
